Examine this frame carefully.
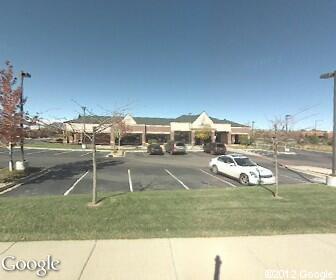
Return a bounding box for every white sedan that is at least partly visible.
[209,154,275,185]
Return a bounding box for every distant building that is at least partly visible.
[64,112,250,145]
[299,130,330,139]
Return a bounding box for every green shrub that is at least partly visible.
[148,139,158,144]
[305,135,320,145]
[239,135,251,145]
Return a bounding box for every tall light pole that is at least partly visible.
[272,124,279,197]
[320,70,336,186]
[20,71,31,164]
[285,114,291,134]
[81,106,87,148]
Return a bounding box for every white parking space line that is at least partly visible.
[0,170,50,195]
[128,169,133,192]
[26,150,47,155]
[80,152,92,157]
[199,169,238,188]
[164,169,190,190]
[0,182,25,195]
[53,151,73,156]
[64,171,89,196]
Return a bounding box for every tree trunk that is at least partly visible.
[92,128,97,204]
[8,142,13,172]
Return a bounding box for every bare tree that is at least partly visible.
[112,115,129,151]
[88,112,128,204]
[64,106,129,205]
[270,116,288,198]
[31,104,128,205]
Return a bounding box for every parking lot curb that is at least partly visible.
[23,146,110,152]
[19,146,86,152]
[280,165,325,184]
[0,168,50,194]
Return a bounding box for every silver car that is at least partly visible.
[165,141,187,155]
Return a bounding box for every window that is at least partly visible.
[234,157,256,167]
[219,156,234,164]
[175,142,185,146]
[225,157,234,164]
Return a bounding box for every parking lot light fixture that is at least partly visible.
[320,71,336,186]
[19,71,31,166]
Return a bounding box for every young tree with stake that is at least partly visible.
[65,109,128,205]
[90,113,128,204]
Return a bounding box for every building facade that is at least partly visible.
[64,112,250,146]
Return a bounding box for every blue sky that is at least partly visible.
[1,0,335,130]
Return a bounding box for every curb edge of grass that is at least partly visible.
[0,168,50,193]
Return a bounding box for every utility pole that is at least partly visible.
[320,71,336,186]
[285,114,291,134]
[19,71,31,166]
[92,127,97,204]
[251,121,255,146]
[273,124,279,197]
[81,106,87,148]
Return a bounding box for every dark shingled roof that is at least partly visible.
[133,117,174,125]
[66,114,248,127]
[221,119,248,127]
[175,114,248,127]
[210,117,248,127]
[174,114,199,123]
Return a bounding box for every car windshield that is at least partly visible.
[176,142,185,146]
[234,158,257,167]
[152,144,161,148]
[216,144,224,147]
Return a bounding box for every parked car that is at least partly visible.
[164,141,187,155]
[203,142,226,155]
[147,143,164,155]
[209,154,275,185]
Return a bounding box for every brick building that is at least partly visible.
[64,112,250,146]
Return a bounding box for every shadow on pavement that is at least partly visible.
[214,255,222,280]
[27,159,125,185]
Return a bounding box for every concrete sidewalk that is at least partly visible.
[0,234,335,279]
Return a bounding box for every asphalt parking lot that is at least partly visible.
[0,148,317,197]
[248,148,332,169]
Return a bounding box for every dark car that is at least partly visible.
[203,142,226,155]
[164,141,187,155]
[147,144,164,155]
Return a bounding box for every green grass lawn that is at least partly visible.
[0,184,335,241]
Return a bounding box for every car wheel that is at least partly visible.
[211,165,218,174]
[239,173,249,186]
